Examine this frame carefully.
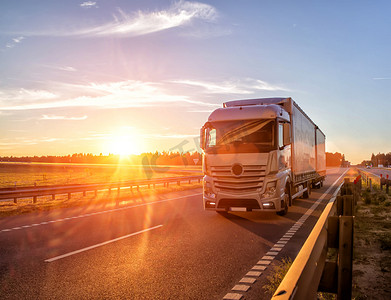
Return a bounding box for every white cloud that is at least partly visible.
[13,36,25,43]
[172,78,290,94]
[0,80,218,111]
[76,1,217,37]
[373,77,391,80]
[41,115,88,120]
[58,66,77,72]
[0,88,58,102]
[20,1,217,38]
[4,36,25,49]
[80,1,97,8]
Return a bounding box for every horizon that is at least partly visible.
[1,1,390,164]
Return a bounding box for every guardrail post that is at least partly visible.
[14,197,17,204]
[52,194,55,200]
[33,196,37,203]
[342,195,353,216]
[117,185,120,195]
[338,216,354,300]
[68,193,71,200]
[369,178,372,191]
[387,179,390,194]
[177,180,180,186]
[108,188,112,195]
[83,191,86,196]
[336,196,343,216]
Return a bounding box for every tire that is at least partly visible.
[277,186,289,216]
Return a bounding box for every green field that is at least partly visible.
[0,162,201,188]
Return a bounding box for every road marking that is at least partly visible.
[232,285,250,292]
[252,265,266,271]
[0,192,201,233]
[223,169,349,299]
[45,225,163,262]
[240,277,256,284]
[246,271,262,277]
[223,293,243,300]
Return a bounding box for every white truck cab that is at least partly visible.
[200,97,325,215]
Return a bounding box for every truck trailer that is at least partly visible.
[200,97,326,215]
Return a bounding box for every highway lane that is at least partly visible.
[0,168,349,299]
[360,167,391,179]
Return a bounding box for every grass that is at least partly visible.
[0,163,201,188]
[264,257,292,296]
[0,163,202,217]
[352,180,391,300]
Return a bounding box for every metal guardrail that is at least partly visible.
[359,169,390,193]
[0,175,203,204]
[272,178,360,300]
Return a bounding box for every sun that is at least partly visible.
[105,127,143,156]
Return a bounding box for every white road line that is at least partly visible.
[223,293,243,300]
[232,285,250,292]
[246,271,262,277]
[0,192,202,233]
[45,225,163,263]
[240,277,256,284]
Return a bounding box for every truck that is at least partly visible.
[199,97,326,215]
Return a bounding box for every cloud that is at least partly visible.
[0,80,218,111]
[58,66,77,72]
[172,78,290,94]
[0,88,58,102]
[373,77,391,80]
[76,1,217,37]
[4,36,25,49]
[80,1,97,8]
[41,115,88,120]
[18,1,217,38]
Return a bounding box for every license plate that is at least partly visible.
[230,207,246,212]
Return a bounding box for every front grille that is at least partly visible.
[211,165,266,193]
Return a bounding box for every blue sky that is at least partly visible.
[0,0,390,164]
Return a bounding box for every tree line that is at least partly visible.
[0,152,203,166]
[360,152,391,167]
[1,151,345,167]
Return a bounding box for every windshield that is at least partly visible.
[205,119,276,154]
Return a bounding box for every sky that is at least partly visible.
[0,0,390,164]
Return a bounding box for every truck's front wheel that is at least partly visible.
[277,186,290,216]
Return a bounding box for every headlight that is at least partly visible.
[262,181,277,198]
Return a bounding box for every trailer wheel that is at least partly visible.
[277,186,289,216]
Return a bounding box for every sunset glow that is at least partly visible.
[105,128,144,156]
[0,1,390,164]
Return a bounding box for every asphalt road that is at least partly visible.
[360,167,391,179]
[0,168,349,300]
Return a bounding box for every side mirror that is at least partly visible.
[200,126,206,150]
[283,123,291,146]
